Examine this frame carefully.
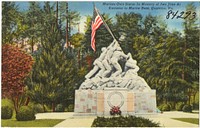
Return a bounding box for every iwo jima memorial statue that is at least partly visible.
[74,6,157,116]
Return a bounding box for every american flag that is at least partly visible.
[91,8,103,51]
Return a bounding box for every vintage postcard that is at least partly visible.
[1,1,199,127]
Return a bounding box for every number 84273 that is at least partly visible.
[166,10,196,20]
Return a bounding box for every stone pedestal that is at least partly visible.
[74,88,157,116]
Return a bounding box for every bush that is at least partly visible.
[157,104,163,111]
[162,104,171,111]
[158,104,171,111]
[33,104,44,114]
[55,104,64,112]
[28,103,44,114]
[1,106,13,119]
[168,102,175,110]
[43,104,51,112]
[182,104,192,113]
[66,104,74,112]
[175,102,184,111]
[91,116,160,127]
[1,98,13,109]
[16,106,35,121]
[191,103,199,110]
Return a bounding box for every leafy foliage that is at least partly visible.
[158,104,171,111]
[70,33,84,48]
[26,35,76,112]
[115,12,142,54]
[130,5,198,105]
[175,102,185,111]
[1,98,14,109]
[55,104,65,112]
[182,3,199,105]
[24,2,80,112]
[182,104,192,113]
[91,116,160,127]
[23,2,43,53]
[28,103,44,114]
[59,2,81,36]
[2,2,20,44]
[16,106,36,121]
[2,44,33,113]
[1,106,13,119]
[66,104,74,112]
[2,44,33,97]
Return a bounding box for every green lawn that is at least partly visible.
[1,119,64,127]
[192,112,199,114]
[172,118,199,125]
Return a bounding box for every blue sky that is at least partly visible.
[16,1,200,34]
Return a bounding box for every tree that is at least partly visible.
[2,44,34,113]
[2,2,20,44]
[131,14,186,105]
[11,11,30,49]
[26,42,77,112]
[59,2,81,43]
[182,3,199,104]
[24,2,43,53]
[70,33,84,48]
[131,4,199,105]
[157,32,187,104]
[70,33,84,68]
[25,2,79,111]
[115,12,142,54]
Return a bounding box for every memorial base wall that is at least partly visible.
[74,88,157,116]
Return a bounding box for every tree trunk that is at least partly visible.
[78,49,80,68]
[86,55,93,70]
[31,37,34,53]
[52,102,56,112]
[173,101,176,110]
[42,102,45,112]
[182,42,186,80]
[188,88,191,105]
[182,31,187,82]
[12,96,19,114]
[193,92,197,104]
[25,97,30,106]
[188,95,191,105]
[66,2,69,45]
[41,93,45,112]
[56,1,58,29]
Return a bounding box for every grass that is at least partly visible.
[192,112,199,114]
[1,119,64,127]
[172,118,199,125]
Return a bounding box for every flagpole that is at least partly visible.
[94,6,116,41]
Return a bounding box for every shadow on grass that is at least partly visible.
[172,118,199,125]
